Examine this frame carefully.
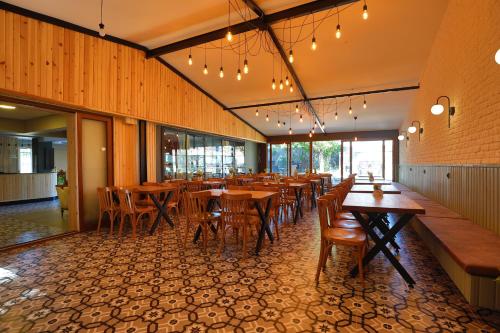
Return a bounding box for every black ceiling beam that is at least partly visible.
[226,84,421,110]
[146,0,357,58]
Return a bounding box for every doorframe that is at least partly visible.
[76,113,114,231]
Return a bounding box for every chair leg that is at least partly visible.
[184,220,191,247]
[202,223,208,252]
[97,211,103,232]
[118,214,125,238]
[109,212,115,235]
[315,240,326,282]
[242,224,247,259]
[131,214,137,240]
[358,245,365,282]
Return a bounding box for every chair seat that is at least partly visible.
[332,219,362,229]
[324,228,366,245]
[337,211,368,220]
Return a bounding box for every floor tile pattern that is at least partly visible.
[0,211,498,332]
[0,200,70,248]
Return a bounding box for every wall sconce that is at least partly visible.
[431,96,456,128]
[398,131,408,147]
[408,121,423,141]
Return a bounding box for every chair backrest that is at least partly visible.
[227,185,253,191]
[317,198,330,236]
[207,177,224,181]
[56,186,69,209]
[220,193,251,226]
[184,190,211,220]
[319,193,340,227]
[186,181,203,192]
[117,189,136,215]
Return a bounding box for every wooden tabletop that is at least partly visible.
[203,180,225,186]
[342,193,425,214]
[127,185,175,193]
[355,179,393,185]
[202,189,277,200]
[286,182,309,188]
[350,184,401,194]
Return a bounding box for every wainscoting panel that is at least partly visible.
[399,164,500,235]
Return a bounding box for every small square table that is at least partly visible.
[350,184,401,194]
[343,193,425,287]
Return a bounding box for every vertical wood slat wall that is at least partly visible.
[0,10,265,143]
[399,164,500,235]
[113,118,138,186]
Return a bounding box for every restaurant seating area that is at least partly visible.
[0,0,499,332]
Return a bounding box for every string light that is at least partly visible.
[335,98,338,120]
[272,78,276,90]
[289,83,294,93]
[236,69,242,81]
[226,0,232,41]
[188,48,193,65]
[336,8,342,39]
[362,1,368,20]
[289,50,294,63]
[349,97,353,115]
[289,128,292,135]
[279,79,284,90]
[285,75,290,86]
[266,114,269,122]
[311,14,317,50]
[322,121,325,129]
[363,95,367,109]
[335,112,338,120]
[255,109,259,117]
[219,40,224,78]
[244,59,249,74]
[226,31,232,42]
[219,67,224,78]
[309,130,312,138]
[354,116,358,141]
[288,19,294,63]
[98,0,105,37]
[203,44,208,75]
[295,105,299,113]
[300,114,303,122]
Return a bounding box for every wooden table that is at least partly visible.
[129,185,175,234]
[350,184,401,194]
[342,193,425,287]
[203,180,225,189]
[287,183,308,224]
[196,189,278,255]
[355,179,393,185]
[309,179,321,207]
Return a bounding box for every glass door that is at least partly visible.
[161,129,186,180]
[312,140,341,181]
[352,141,383,177]
[271,143,288,175]
[222,140,235,176]
[187,134,205,179]
[205,136,223,178]
[291,142,310,174]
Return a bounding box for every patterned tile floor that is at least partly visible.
[0,210,498,332]
[0,200,70,248]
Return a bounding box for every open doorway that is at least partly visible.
[0,101,77,248]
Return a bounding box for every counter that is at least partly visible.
[0,172,57,203]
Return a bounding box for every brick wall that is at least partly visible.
[400,0,500,165]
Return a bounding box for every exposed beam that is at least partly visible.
[146,0,358,58]
[226,85,421,110]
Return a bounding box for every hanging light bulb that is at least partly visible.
[219,66,224,78]
[295,105,299,113]
[226,30,232,42]
[277,120,281,127]
[300,114,303,122]
[98,0,105,37]
[312,127,315,134]
[309,131,312,138]
[289,49,294,63]
[311,36,317,50]
[255,109,259,117]
[313,122,317,129]
[349,106,352,115]
[336,24,341,39]
[203,64,208,75]
[363,97,367,109]
[285,76,290,86]
[266,114,269,122]
[362,2,368,20]
[272,78,276,90]
[335,112,338,120]
[355,136,358,141]
[243,59,249,74]
[279,80,284,90]
[289,128,292,135]
[322,121,325,129]
[236,69,242,81]
[289,83,294,93]
[188,53,193,66]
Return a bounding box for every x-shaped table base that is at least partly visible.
[149,190,175,235]
[293,188,304,224]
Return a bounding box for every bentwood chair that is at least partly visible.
[186,181,204,192]
[183,191,220,252]
[117,189,155,239]
[316,198,367,283]
[227,185,254,191]
[97,187,120,234]
[218,193,260,258]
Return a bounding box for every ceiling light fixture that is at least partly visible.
[431,95,456,128]
[256,109,259,117]
[226,0,232,42]
[336,8,342,39]
[362,1,368,20]
[363,95,367,109]
[0,104,16,110]
[288,19,294,63]
[408,121,423,141]
[203,44,208,75]
[219,40,224,78]
[98,0,105,37]
[311,14,317,50]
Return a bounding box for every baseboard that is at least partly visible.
[0,196,58,206]
[0,231,78,252]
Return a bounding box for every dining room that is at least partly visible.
[0,0,499,332]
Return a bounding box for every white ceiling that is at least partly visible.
[0,103,53,120]
[3,0,449,135]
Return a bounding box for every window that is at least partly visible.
[205,136,223,178]
[161,130,186,180]
[312,140,341,181]
[19,147,33,173]
[291,142,310,174]
[222,140,235,176]
[385,140,393,181]
[266,144,271,172]
[342,141,351,179]
[352,141,383,177]
[235,142,245,173]
[187,134,205,179]
[271,144,288,175]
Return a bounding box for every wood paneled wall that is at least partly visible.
[0,172,56,202]
[0,10,265,143]
[113,117,138,186]
[399,164,500,235]
[146,122,157,182]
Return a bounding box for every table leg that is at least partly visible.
[193,198,218,243]
[320,178,325,196]
[311,183,317,208]
[350,212,416,287]
[371,213,401,252]
[149,190,174,235]
[255,198,274,255]
[293,188,304,224]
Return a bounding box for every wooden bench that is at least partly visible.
[392,183,500,310]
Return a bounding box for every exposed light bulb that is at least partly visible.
[219,67,224,78]
[290,84,294,93]
[309,131,312,138]
[295,105,299,113]
[363,100,367,109]
[300,115,303,122]
[243,59,249,74]
[277,120,281,127]
[336,24,341,39]
[188,54,193,66]
[335,112,338,120]
[203,64,208,75]
[312,127,315,134]
[285,76,290,86]
[98,23,105,37]
[311,36,317,50]
[279,80,284,90]
[236,69,242,81]
[398,134,405,141]
[289,128,292,135]
[314,122,317,129]
[349,106,352,115]
[226,30,232,42]
[408,125,417,134]
[322,121,325,129]
[272,78,276,90]
[256,109,259,117]
[496,49,500,64]
[362,4,368,20]
[355,136,358,141]
[266,114,269,122]
[431,104,444,115]
[289,50,294,63]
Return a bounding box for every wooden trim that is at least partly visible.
[309,141,313,171]
[382,140,386,179]
[340,140,344,180]
[138,120,147,184]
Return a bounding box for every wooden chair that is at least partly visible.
[186,181,204,192]
[252,185,281,240]
[315,198,366,283]
[117,189,155,239]
[227,185,253,191]
[183,191,220,252]
[320,193,362,229]
[97,187,119,234]
[281,182,297,223]
[219,193,260,258]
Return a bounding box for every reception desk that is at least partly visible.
[0,172,57,203]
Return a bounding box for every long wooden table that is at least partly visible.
[343,192,425,287]
[355,179,393,185]
[128,185,175,234]
[350,184,401,194]
[197,189,278,255]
